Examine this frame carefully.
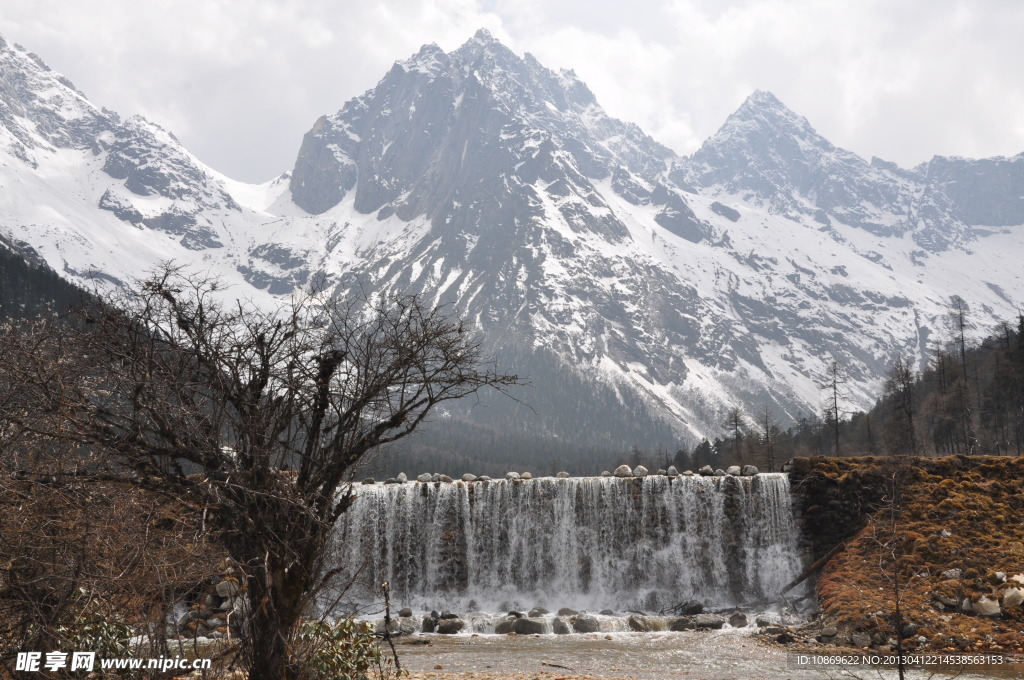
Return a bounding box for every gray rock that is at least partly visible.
[494,618,515,634]
[599,609,615,616]
[421,616,437,633]
[725,465,741,476]
[362,477,376,484]
[741,465,759,476]
[556,471,570,478]
[438,474,453,483]
[728,612,748,627]
[552,617,571,634]
[942,568,962,579]
[479,475,492,481]
[601,471,611,477]
[431,473,441,482]
[714,469,726,476]
[627,614,651,632]
[527,607,549,617]
[694,614,725,629]
[682,470,694,475]
[520,472,533,480]
[397,472,408,483]
[461,473,477,482]
[417,473,432,482]
[436,618,465,634]
[900,623,919,638]
[399,607,413,618]
[508,610,524,618]
[438,610,460,619]
[821,625,838,638]
[206,617,225,629]
[678,600,703,615]
[755,615,773,627]
[1002,587,1024,608]
[633,465,649,477]
[852,632,872,648]
[385,478,398,484]
[572,614,601,633]
[231,595,251,618]
[557,607,578,616]
[614,465,633,477]
[656,469,667,475]
[669,617,694,631]
[972,596,1001,617]
[215,580,240,598]
[505,472,521,480]
[398,619,417,635]
[377,619,400,635]
[513,617,546,634]
[667,465,679,476]
[698,465,714,476]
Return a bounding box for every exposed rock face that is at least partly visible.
[918,153,1024,226]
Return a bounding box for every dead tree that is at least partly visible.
[0,266,519,680]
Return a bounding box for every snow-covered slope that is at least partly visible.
[2,30,1023,446]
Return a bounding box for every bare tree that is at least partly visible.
[883,355,918,455]
[947,297,978,453]
[721,405,747,462]
[819,358,849,456]
[0,266,518,680]
[760,404,778,472]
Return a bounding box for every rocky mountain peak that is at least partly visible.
[0,32,111,161]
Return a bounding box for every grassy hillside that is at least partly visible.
[793,455,1024,656]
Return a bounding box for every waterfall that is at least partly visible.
[331,474,804,613]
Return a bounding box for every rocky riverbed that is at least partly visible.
[395,629,1023,679]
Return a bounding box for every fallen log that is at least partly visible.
[780,540,848,596]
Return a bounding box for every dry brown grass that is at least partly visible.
[816,456,1024,656]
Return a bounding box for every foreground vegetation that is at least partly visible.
[1,266,515,680]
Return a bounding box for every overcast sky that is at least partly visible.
[3,0,1023,183]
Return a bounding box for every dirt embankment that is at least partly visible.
[790,455,1024,656]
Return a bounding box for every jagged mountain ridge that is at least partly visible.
[2,29,1023,450]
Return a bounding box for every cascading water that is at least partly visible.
[331,474,805,613]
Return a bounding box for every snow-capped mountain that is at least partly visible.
[2,29,1023,449]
